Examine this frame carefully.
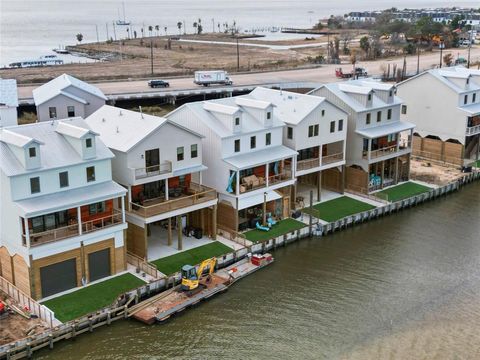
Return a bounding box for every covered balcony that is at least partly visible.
[358,121,415,161]
[466,115,480,136]
[17,181,126,248]
[128,175,217,218]
[130,161,172,181]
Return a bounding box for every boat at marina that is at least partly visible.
[8,55,63,68]
[116,1,130,26]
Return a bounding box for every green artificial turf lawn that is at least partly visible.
[151,241,233,275]
[305,196,376,222]
[376,182,431,202]
[42,273,145,322]
[243,218,306,243]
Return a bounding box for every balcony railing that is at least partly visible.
[23,210,124,247]
[24,224,80,247]
[268,171,293,186]
[130,183,217,218]
[322,152,344,165]
[363,144,399,159]
[466,124,480,136]
[297,157,320,171]
[131,161,172,180]
[82,210,123,234]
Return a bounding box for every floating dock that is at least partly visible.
[130,254,273,324]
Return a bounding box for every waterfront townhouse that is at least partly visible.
[0,119,127,300]
[397,67,480,167]
[242,87,348,206]
[0,79,18,127]
[85,106,217,261]
[167,94,297,233]
[310,80,415,194]
[33,74,107,122]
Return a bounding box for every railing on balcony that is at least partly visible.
[363,144,399,159]
[130,183,217,218]
[322,152,344,165]
[466,124,480,136]
[268,171,292,186]
[297,157,320,171]
[131,161,172,180]
[24,224,80,247]
[82,210,123,234]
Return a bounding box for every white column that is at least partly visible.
[121,196,126,223]
[128,185,132,211]
[165,178,169,200]
[396,133,400,151]
[77,206,82,235]
[24,217,30,248]
[368,139,372,161]
[236,170,240,195]
[265,164,269,187]
[319,145,323,167]
[199,171,203,185]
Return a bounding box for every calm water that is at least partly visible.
[1,0,480,65]
[35,182,480,359]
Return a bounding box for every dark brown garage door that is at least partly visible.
[40,258,77,298]
[88,248,111,282]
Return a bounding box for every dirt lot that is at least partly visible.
[410,158,465,186]
[0,33,338,84]
[0,291,49,346]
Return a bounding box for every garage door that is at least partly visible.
[88,248,111,282]
[40,259,77,298]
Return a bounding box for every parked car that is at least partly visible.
[455,57,468,65]
[460,40,473,47]
[148,79,170,88]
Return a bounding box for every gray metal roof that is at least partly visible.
[0,118,114,177]
[0,79,18,107]
[32,74,107,106]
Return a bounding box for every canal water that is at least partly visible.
[37,182,480,359]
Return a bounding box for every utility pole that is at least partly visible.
[105,23,109,41]
[416,43,420,74]
[150,40,154,75]
[467,31,472,68]
[439,40,444,68]
[183,20,186,34]
[236,37,240,71]
[212,18,215,33]
[112,21,117,41]
[95,25,99,43]
[327,32,330,63]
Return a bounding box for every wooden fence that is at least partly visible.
[126,251,163,279]
[0,276,58,328]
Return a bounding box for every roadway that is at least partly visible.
[17,47,480,100]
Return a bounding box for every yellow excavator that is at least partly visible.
[181,257,217,291]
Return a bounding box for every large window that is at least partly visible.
[330,121,335,133]
[191,144,198,158]
[177,146,184,161]
[366,113,371,125]
[377,111,382,122]
[48,107,57,119]
[89,202,105,215]
[387,109,392,120]
[29,147,36,158]
[31,211,68,233]
[464,95,468,104]
[67,106,75,117]
[308,125,318,137]
[234,139,240,152]
[235,117,240,126]
[338,119,344,131]
[59,171,69,188]
[250,136,256,149]
[401,105,407,115]
[265,132,271,146]
[145,148,160,169]
[30,177,40,194]
[86,166,95,182]
[473,93,477,103]
[85,138,93,148]
[266,112,271,120]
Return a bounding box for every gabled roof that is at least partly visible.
[32,74,107,106]
[0,129,44,148]
[313,80,403,113]
[245,87,340,126]
[0,79,18,107]
[203,102,240,115]
[85,105,203,153]
[0,118,114,177]
[56,121,99,139]
[235,97,272,110]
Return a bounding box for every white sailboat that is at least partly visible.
[116,2,130,26]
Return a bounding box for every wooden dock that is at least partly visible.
[129,254,274,325]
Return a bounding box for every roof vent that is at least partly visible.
[116,126,119,133]
[119,110,123,116]
[139,106,144,119]
[102,117,106,122]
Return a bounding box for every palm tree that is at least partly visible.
[193,21,198,34]
[217,23,220,32]
[76,33,83,43]
[164,26,167,35]
[155,25,159,36]
[177,21,182,35]
[148,25,153,37]
[141,28,144,38]
[126,28,130,39]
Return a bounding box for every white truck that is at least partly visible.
[194,70,233,86]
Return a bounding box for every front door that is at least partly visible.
[145,148,160,172]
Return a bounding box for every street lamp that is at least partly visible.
[439,40,445,68]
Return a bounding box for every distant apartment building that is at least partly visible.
[0,79,18,127]
[397,67,480,166]
[310,80,415,194]
[33,74,107,122]
[242,87,348,206]
[0,119,127,300]
[167,91,297,233]
[86,106,217,261]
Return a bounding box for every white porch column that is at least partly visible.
[199,171,203,185]
[396,133,400,151]
[121,196,126,223]
[77,206,82,235]
[236,170,240,195]
[165,178,169,200]
[128,185,132,211]
[24,217,30,248]
[319,145,323,167]
[265,163,269,187]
